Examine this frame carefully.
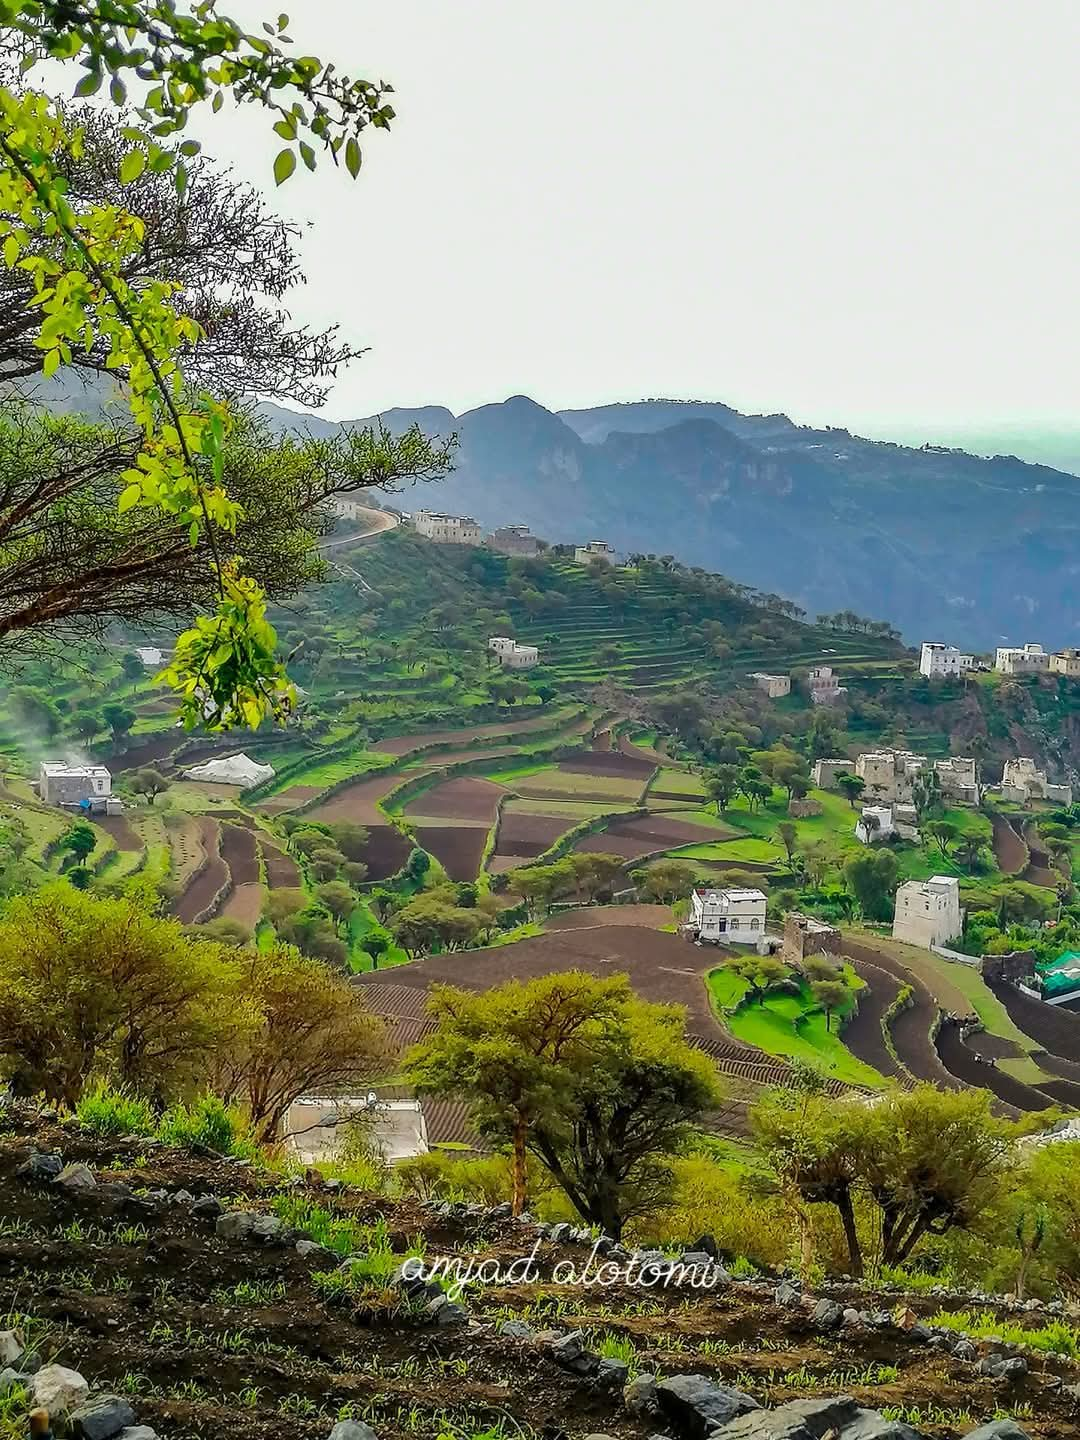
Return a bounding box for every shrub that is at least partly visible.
[75,1081,155,1138]
[157,1095,257,1159]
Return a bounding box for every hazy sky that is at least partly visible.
[181,1,1079,429]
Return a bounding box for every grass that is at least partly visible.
[670,838,781,862]
[652,767,706,796]
[707,962,886,1089]
[929,1308,1080,1358]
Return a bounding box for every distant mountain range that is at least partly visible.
[259,395,1080,650]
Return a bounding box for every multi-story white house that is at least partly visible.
[574,540,616,565]
[488,636,540,670]
[919,642,974,679]
[750,672,791,699]
[1001,758,1073,806]
[808,666,847,706]
[414,510,483,545]
[855,805,895,844]
[330,495,371,522]
[892,876,962,948]
[1050,649,1080,678]
[689,886,767,945]
[995,644,1049,675]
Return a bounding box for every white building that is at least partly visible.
[487,523,541,556]
[995,644,1049,675]
[330,495,372,522]
[1000,757,1073,806]
[488,636,540,670]
[851,748,979,807]
[574,540,616,565]
[689,886,767,945]
[892,875,962,948]
[285,1094,428,1165]
[808,666,847,706]
[135,646,163,668]
[1050,649,1080,679]
[39,761,119,813]
[919,642,974,679]
[855,804,895,844]
[414,509,483,545]
[750,672,791,699]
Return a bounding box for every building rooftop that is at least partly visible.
[41,762,111,778]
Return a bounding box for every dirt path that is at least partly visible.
[991,814,1028,875]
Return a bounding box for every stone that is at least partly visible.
[595,1358,630,1391]
[953,1340,978,1361]
[498,1320,536,1341]
[31,1364,90,1414]
[719,1396,860,1440]
[655,1374,760,1440]
[692,1234,718,1259]
[191,1195,222,1219]
[624,1374,660,1418]
[994,1357,1028,1380]
[54,1162,97,1191]
[215,1210,256,1240]
[424,1294,466,1327]
[488,1202,513,1220]
[842,1309,861,1327]
[838,1411,923,1440]
[251,1213,286,1243]
[774,1282,801,1310]
[296,1240,336,1263]
[548,1222,572,1244]
[678,1252,715,1269]
[962,1423,1032,1440]
[328,1423,379,1440]
[117,1430,159,1440]
[812,1299,844,1330]
[551,1330,586,1365]
[0,1332,21,1367]
[171,1189,194,1206]
[15,1151,62,1181]
[71,1395,137,1440]
[18,1350,41,1375]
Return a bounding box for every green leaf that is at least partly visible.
[2,235,19,268]
[189,520,200,546]
[212,91,224,114]
[42,348,61,378]
[345,136,361,178]
[120,150,145,184]
[273,117,296,141]
[179,140,201,157]
[299,140,315,172]
[118,484,141,513]
[74,69,102,98]
[110,75,127,105]
[273,148,296,186]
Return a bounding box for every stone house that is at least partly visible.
[488,636,540,670]
[414,510,483,544]
[574,540,616,565]
[892,876,963,948]
[1000,757,1072,806]
[855,804,895,844]
[689,886,767,945]
[487,524,541,556]
[808,666,848,706]
[782,912,842,964]
[995,643,1049,675]
[1050,648,1080,678]
[750,672,791,699]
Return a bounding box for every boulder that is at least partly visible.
[498,1320,536,1341]
[595,1358,630,1391]
[812,1299,844,1330]
[624,1374,660,1418]
[774,1283,801,1310]
[0,1332,22,1367]
[117,1430,159,1440]
[54,1162,97,1191]
[953,1340,978,1361]
[16,1151,63,1182]
[191,1196,223,1219]
[296,1240,337,1263]
[838,1412,923,1440]
[31,1364,90,1414]
[692,1234,719,1259]
[656,1374,760,1440]
[0,1369,27,1396]
[719,1397,861,1440]
[71,1395,137,1440]
[328,1423,379,1440]
[842,1309,860,1328]
[551,1330,586,1365]
[215,1210,256,1241]
[963,1423,1032,1440]
[251,1213,286,1243]
[548,1222,572,1244]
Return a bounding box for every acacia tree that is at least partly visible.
[407,973,629,1216]
[212,943,391,1144]
[0,3,450,724]
[129,766,168,804]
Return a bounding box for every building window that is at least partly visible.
[717,919,727,932]
[730,918,740,930]
[749,918,759,930]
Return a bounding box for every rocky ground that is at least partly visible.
[1,1108,1078,1440]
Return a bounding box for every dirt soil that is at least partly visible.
[3,1111,1076,1440]
[991,816,1028,876]
[93,813,141,850]
[842,942,964,1091]
[171,817,227,924]
[987,978,1080,1064]
[607,815,733,846]
[221,822,260,885]
[934,1024,1047,1113]
[373,711,573,757]
[360,825,413,881]
[545,904,673,931]
[260,839,302,890]
[404,777,506,823]
[309,773,404,825]
[559,752,656,779]
[413,825,489,882]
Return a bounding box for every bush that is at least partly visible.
[157,1095,257,1159]
[75,1081,155,1138]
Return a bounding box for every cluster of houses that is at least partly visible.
[406,510,619,567]
[1000,757,1072,805]
[920,639,1080,679]
[749,666,845,706]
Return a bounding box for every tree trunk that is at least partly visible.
[836,1189,864,1278]
[511,1116,528,1216]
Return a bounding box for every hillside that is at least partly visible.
[260,394,1080,649]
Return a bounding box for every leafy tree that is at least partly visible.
[341,860,369,887]
[407,973,628,1215]
[844,850,898,921]
[60,818,97,865]
[956,833,986,873]
[120,651,145,690]
[527,996,723,1238]
[728,954,788,1004]
[405,847,432,882]
[860,1087,1016,1265]
[776,820,799,868]
[925,818,959,859]
[212,943,391,1144]
[569,851,624,902]
[310,848,347,882]
[803,954,841,984]
[836,772,865,809]
[810,977,849,1032]
[389,894,482,957]
[0,2,452,723]
[327,822,370,863]
[0,885,240,1106]
[706,764,740,814]
[362,931,390,971]
[911,767,942,820]
[741,777,773,812]
[194,916,252,947]
[72,706,102,742]
[751,1087,867,1275]
[315,881,356,933]
[632,860,698,904]
[122,764,168,808]
[264,887,307,926]
[102,702,136,742]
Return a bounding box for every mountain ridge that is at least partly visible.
[259,393,1080,649]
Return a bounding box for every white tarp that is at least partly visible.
[182,753,275,787]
